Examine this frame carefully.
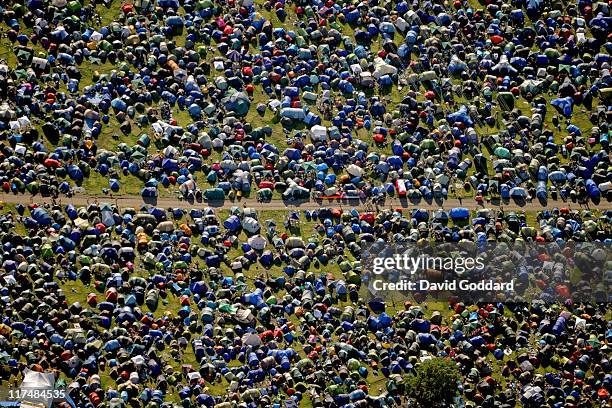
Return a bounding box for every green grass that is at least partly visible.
[94,0,122,28]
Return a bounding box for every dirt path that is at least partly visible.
[1,193,609,212]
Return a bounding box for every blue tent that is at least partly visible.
[166,16,184,27]
[162,158,179,172]
[552,316,566,336]
[223,215,241,231]
[158,0,179,7]
[447,105,474,126]
[586,179,600,198]
[417,333,437,346]
[548,170,567,183]
[65,205,78,220]
[31,207,52,225]
[109,178,120,192]
[510,187,528,198]
[551,96,573,117]
[283,148,301,160]
[411,319,431,333]
[67,164,83,181]
[537,166,548,181]
[536,181,547,200]
[141,187,158,198]
[449,207,469,220]
[111,98,127,112]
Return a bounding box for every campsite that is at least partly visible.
[0,0,609,406]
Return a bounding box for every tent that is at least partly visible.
[449,208,469,220]
[242,333,262,347]
[510,187,528,198]
[373,57,398,79]
[204,188,225,200]
[242,217,261,234]
[447,105,473,126]
[224,215,241,231]
[141,187,158,198]
[520,79,543,95]
[145,290,159,312]
[247,235,267,250]
[283,184,309,199]
[497,92,515,110]
[20,369,55,407]
[551,96,573,117]
[494,146,510,159]
[311,125,328,142]
[31,208,52,225]
[346,164,364,178]
[223,91,251,116]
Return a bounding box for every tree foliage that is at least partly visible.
[405,358,461,407]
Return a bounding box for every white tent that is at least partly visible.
[235,308,255,324]
[20,369,55,408]
[15,144,27,155]
[0,103,16,120]
[247,235,267,250]
[31,57,48,71]
[212,138,224,148]
[242,332,262,346]
[242,217,261,234]
[420,70,437,81]
[131,355,146,368]
[286,237,305,248]
[360,72,374,87]
[10,116,31,130]
[310,125,328,142]
[394,17,408,32]
[198,133,212,149]
[89,31,103,41]
[373,57,398,79]
[179,179,197,195]
[347,164,364,178]
[187,372,202,382]
[163,145,178,158]
[350,63,362,75]
[157,221,175,232]
[323,187,337,196]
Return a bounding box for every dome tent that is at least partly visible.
[223,90,251,116]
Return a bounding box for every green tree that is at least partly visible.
[405,358,461,407]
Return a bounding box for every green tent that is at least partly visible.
[257,188,272,201]
[223,90,251,116]
[41,244,53,259]
[218,303,236,315]
[420,139,437,151]
[145,290,159,312]
[204,188,225,200]
[494,146,510,159]
[497,91,514,110]
[98,40,112,52]
[26,181,39,195]
[68,0,82,12]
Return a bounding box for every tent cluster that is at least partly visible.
[0,202,610,406]
[0,0,608,203]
